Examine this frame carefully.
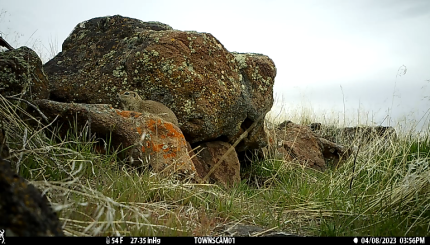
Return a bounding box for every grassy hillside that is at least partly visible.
[1,94,429,237]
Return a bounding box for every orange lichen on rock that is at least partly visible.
[136,117,193,175]
[163,122,185,138]
[115,109,142,118]
[163,152,178,159]
[146,119,184,139]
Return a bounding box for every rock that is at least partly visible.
[342,126,397,144]
[312,125,398,145]
[186,142,206,180]
[32,99,198,180]
[277,120,293,129]
[318,137,352,167]
[0,157,64,236]
[193,141,241,187]
[231,52,275,152]
[266,120,351,171]
[43,15,275,153]
[307,123,396,146]
[275,121,326,170]
[0,46,49,101]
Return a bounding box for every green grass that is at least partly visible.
[1,93,429,237]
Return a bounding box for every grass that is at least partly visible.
[1,92,429,237]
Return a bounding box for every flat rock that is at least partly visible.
[32,99,198,180]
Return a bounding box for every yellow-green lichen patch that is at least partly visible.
[233,53,248,70]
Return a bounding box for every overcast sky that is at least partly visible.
[1,0,430,133]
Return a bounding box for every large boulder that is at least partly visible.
[0,46,49,100]
[43,15,275,153]
[0,157,64,236]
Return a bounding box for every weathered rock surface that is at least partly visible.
[263,121,351,170]
[275,121,326,170]
[194,141,241,187]
[318,137,352,167]
[32,99,197,179]
[0,157,64,236]
[43,15,275,153]
[0,46,49,100]
[231,52,275,152]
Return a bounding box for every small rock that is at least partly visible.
[194,141,241,187]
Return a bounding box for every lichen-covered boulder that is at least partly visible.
[0,157,64,236]
[32,99,198,179]
[43,15,275,153]
[0,46,49,100]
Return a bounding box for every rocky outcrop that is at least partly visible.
[32,99,198,180]
[43,15,275,153]
[1,15,278,187]
[0,46,49,101]
[0,157,64,236]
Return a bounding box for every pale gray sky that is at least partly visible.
[1,0,430,133]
